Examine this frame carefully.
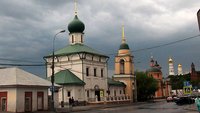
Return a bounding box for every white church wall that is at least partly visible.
[109,86,125,97]
[58,86,85,104]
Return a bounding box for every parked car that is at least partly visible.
[175,96,195,105]
[166,96,173,102]
[166,96,179,102]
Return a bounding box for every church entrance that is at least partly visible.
[94,85,100,101]
[95,90,100,101]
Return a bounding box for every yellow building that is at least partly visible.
[113,25,135,101]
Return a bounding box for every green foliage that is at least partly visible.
[135,71,158,101]
[168,74,190,90]
[191,80,200,89]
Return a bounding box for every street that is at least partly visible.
[74,101,196,113]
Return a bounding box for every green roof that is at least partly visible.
[147,67,161,73]
[49,69,85,85]
[108,78,126,87]
[45,43,108,58]
[119,43,129,50]
[68,15,85,33]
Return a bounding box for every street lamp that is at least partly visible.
[51,30,65,111]
[197,9,200,32]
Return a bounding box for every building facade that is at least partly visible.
[0,67,53,112]
[44,8,109,104]
[190,62,200,81]
[147,57,171,98]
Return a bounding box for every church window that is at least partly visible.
[114,90,116,96]
[67,91,71,97]
[101,68,103,77]
[94,68,97,77]
[81,35,83,43]
[72,35,74,43]
[120,90,122,94]
[86,67,89,76]
[87,90,89,97]
[120,59,125,74]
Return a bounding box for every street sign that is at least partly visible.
[183,81,190,86]
[183,85,192,95]
[49,86,58,92]
[100,90,104,97]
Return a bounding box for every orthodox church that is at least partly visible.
[44,2,133,106]
[147,57,171,98]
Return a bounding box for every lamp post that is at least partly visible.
[197,9,200,32]
[51,30,65,111]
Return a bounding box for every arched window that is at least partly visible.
[120,59,125,74]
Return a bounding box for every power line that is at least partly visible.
[0,63,45,66]
[0,58,43,63]
[133,34,200,52]
[107,34,200,55]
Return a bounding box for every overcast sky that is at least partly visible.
[0,0,200,78]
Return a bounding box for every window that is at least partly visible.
[86,67,89,76]
[72,35,74,43]
[67,91,71,97]
[81,35,83,43]
[87,90,89,97]
[94,68,97,77]
[120,90,122,94]
[101,69,103,77]
[114,90,116,96]
[120,59,125,74]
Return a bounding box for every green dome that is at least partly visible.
[68,15,85,33]
[147,67,161,72]
[119,43,129,50]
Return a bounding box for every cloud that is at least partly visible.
[0,0,199,77]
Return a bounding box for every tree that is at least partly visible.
[168,74,190,90]
[135,71,158,101]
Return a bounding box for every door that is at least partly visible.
[25,92,32,112]
[25,97,31,112]
[37,92,43,110]
[0,92,7,112]
[1,98,6,111]
[37,97,42,110]
[95,90,100,101]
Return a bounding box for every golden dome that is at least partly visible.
[168,57,173,63]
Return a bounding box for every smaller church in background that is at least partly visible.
[147,56,171,98]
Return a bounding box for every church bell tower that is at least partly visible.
[113,25,135,101]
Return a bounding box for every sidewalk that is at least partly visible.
[184,104,198,112]
[34,99,166,113]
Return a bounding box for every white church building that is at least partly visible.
[44,2,130,106]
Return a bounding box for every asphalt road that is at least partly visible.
[74,101,196,113]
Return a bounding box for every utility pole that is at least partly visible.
[51,30,65,111]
